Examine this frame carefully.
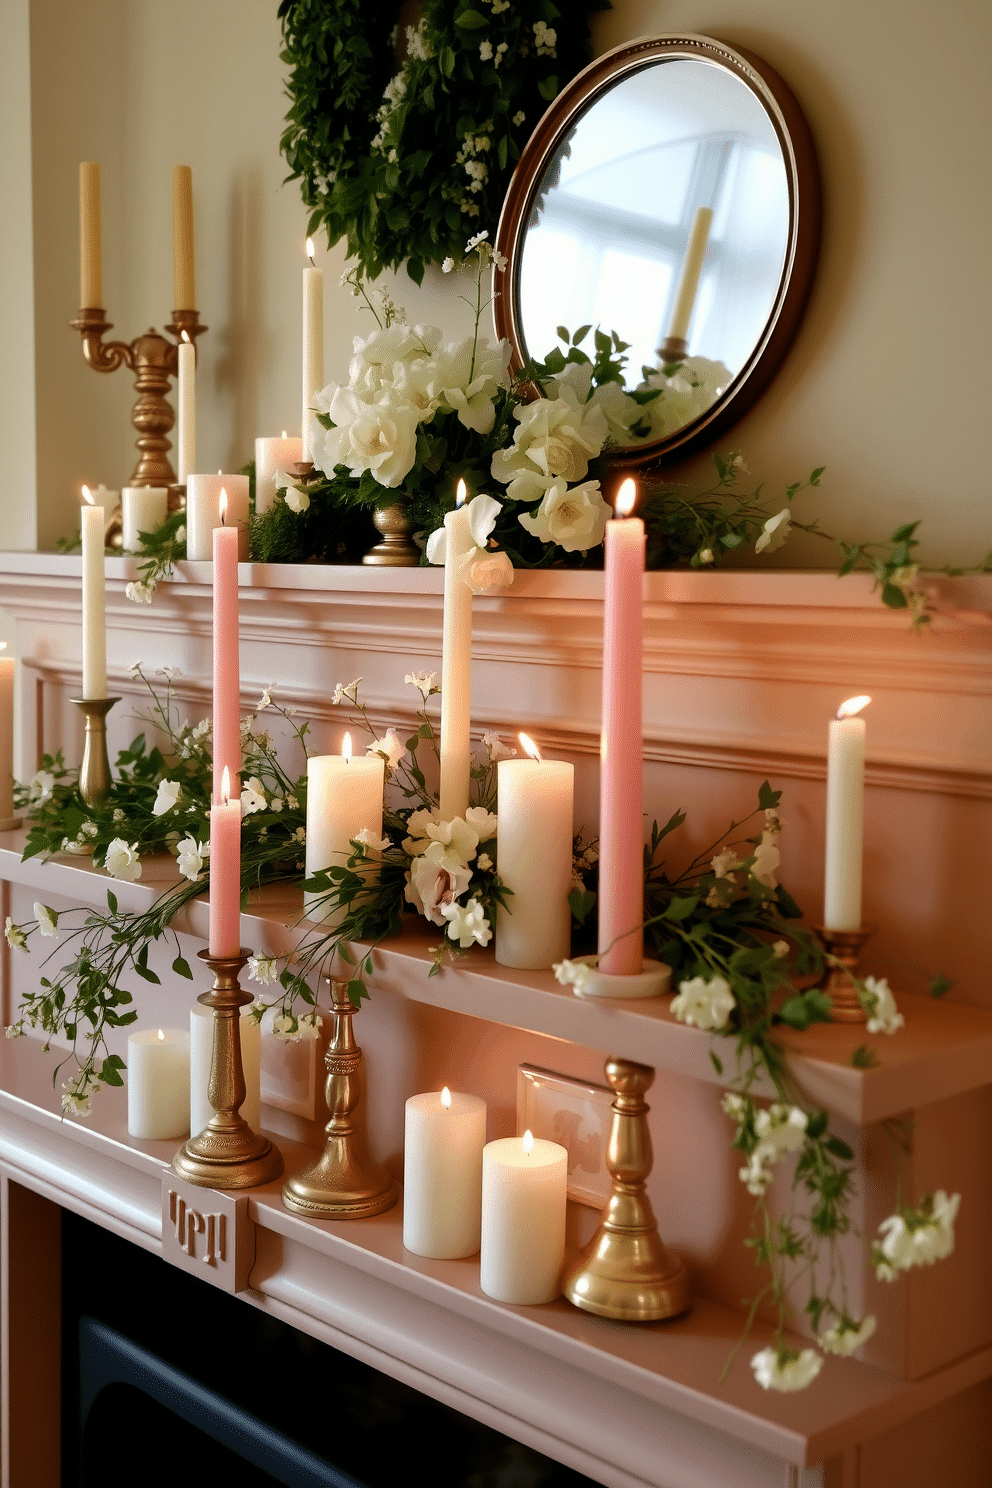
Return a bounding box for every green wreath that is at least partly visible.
[278,0,608,283]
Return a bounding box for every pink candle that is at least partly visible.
[212,504,241,803]
[209,767,242,958]
[598,479,644,975]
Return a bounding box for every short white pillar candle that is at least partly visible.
[495,739,574,969]
[304,738,384,927]
[186,474,250,560]
[189,1003,261,1138]
[403,1087,487,1259]
[121,486,169,552]
[255,434,303,516]
[127,1027,190,1139]
[481,1131,567,1304]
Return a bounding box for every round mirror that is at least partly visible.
[494,35,819,466]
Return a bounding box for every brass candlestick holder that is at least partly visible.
[70,306,207,487]
[816,925,874,1023]
[362,498,420,567]
[282,980,398,1219]
[562,1056,691,1323]
[657,336,688,364]
[173,950,283,1189]
[70,696,120,808]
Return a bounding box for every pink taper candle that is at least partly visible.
[212,500,241,803]
[209,767,241,958]
[598,479,644,975]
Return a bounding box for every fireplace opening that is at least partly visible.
[62,1211,599,1487]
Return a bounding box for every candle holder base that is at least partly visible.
[567,956,671,1001]
[562,1056,691,1323]
[816,926,874,1023]
[283,981,398,1219]
[657,336,688,364]
[172,950,283,1190]
[70,697,120,808]
[362,497,421,567]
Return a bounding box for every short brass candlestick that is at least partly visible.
[282,980,398,1219]
[562,1056,691,1322]
[816,925,874,1023]
[657,336,688,365]
[70,696,120,808]
[70,306,206,488]
[363,497,420,567]
[173,950,283,1189]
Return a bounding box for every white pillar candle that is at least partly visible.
[255,433,303,516]
[127,1027,190,1140]
[403,1087,487,1258]
[0,646,15,823]
[667,205,714,344]
[304,737,384,926]
[439,483,474,820]
[176,335,195,483]
[80,494,106,699]
[190,1003,260,1138]
[186,474,250,560]
[301,240,323,460]
[481,1132,567,1304]
[495,738,573,969]
[121,486,168,552]
[824,695,871,931]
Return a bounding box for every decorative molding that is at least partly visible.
[163,1176,254,1292]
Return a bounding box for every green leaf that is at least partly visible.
[337,941,355,964]
[538,74,558,102]
[572,324,592,346]
[929,972,953,999]
[556,325,570,343]
[778,990,833,1030]
[709,1050,723,1076]
[825,1135,854,1161]
[851,1044,880,1069]
[567,887,595,925]
[805,1109,828,1139]
[346,978,367,1007]
[497,136,508,171]
[881,582,908,609]
[439,46,455,77]
[106,890,119,915]
[406,256,425,287]
[890,521,920,542]
[172,955,193,980]
[664,894,699,922]
[100,1055,125,1087]
[454,8,488,27]
[134,964,161,985]
[809,466,825,485]
[758,780,782,811]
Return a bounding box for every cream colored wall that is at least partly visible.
[1,0,988,565]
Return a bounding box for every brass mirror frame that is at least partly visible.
[494,34,821,469]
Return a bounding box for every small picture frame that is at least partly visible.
[516,1063,614,1208]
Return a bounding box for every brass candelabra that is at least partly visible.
[70,305,206,490]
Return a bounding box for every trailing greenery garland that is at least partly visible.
[278,0,608,282]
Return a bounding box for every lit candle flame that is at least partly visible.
[81,484,95,506]
[441,1086,452,1109]
[522,1129,534,1156]
[219,488,228,525]
[455,479,467,509]
[342,731,352,763]
[615,478,637,517]
[181,329,191,344]
[519,731,541,762]
[0,643,6,653]
[306,237,315,266]
[221,765,231,806]
[837,695,871,719]
[157,1028,165,1042]
[281,430,287,439]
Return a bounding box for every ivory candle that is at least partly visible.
[212,517,241,803]
[403,1087,487,1258]
[0,646,15,824]
[190,1002,260,1138]
[667,205,713,344]
[79,161,102,308]
[255,433,303,516]
[80,492,106,700]
[177,333,195,483]
[127,1027,190,1140]
[439,482,474,819]
[186,474,250,560]
[598,480,644,975]
[824,696,871,931]
[171,165,195,310]
[121,487,168,552]
[304,738,384,926]
[495,736,574,969]
[481,1132,567,1304]
[208,768,242,958]
[301,239,323,460]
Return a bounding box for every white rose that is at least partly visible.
[434,336,511,434]
[241,778,267,815]
[125,580,155,604]
[464,806,498,843]
[29,769,56,803]
[405,843,473,924]
[348,323,442,395]
[670,974,735,1031]
[104,838,142,882]
[491,392,607,502]
[518,479,611,553]
[750,1347,823,1392]
[459,546,513,593]
[152,779,181,816]
[755,509,792,554]
[311,386,420,489]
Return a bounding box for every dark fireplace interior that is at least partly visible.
[61,1211,599,1488]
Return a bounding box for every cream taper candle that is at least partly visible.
[127,1027,190,1139]
[667,206,713,344]
[186,474,250,560]
[80,491,106,700]
[190,1003,260,1137]
[0,646,15,824]
[302,239,323,460]
[255,434,303,516]
[121,487,168,552]
[79,161,102,308]
[439,481,474,819]
[481,1131,567,1304]
[403,1087,487,1258]
[304,737,384,926]
[172,165,195,311]
[177,333,195,483]
[495,735,573,969]
[824,696,871,931]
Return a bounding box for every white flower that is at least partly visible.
[284,485,310,514]
[272,1012,322,1042]
[435,336,512,434]
[773,940,790,958]
[152,779,182,816]
[247,954,279,985]
[332,677,362,706]
[910,1190,961,1266]
[104,838,142,881]
[297,1012,323,1041]
[634,356,732,438]
[257,688,272,710]
[29,769,56,803]
[402,806,441,855]
[423,815,480,863]
[5,1022,25,1038]
[466,230,489,251]
[464,806,498,842]
[738,1104,809,1195]
[311,385,421,489]
[367,729,404,770]
[479,39,493,60]
[459,546,514,593]
[4,917,27,952]
[441,256,455,273]
[426,493,503,565]
[33,903,58,937]
[874,1213,914,1279]
[711,847,741,881]
[512,110,525,125]
[125,580,155,604]
[405,842,474,924]
[722,1091,748,1123]
[698,548,714,564]
[764,807,783,834]
[670,975,735,1032]
[61,836,87,855]
[241,777,267,815]
[492,393,607,503]
[755,509,792,554]
[477,852,493,871]
[750,1347,822,1392]
[750,831,780,888]
[819,1316,876,1356]
[176,836,207,880]
[480,731,515,762]
[405,670,439,700]
[353,828,390,854]
[554,958,594,995]
[862,975,905,1035]
[518,479,611,553]
[61,1081,93,1118]
[441,897,493,948]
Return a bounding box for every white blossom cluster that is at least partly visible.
[403,805,498,949]
[872,1191,961,1281]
